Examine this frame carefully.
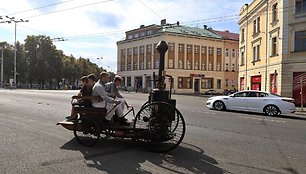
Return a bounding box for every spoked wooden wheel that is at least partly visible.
[73,116,101,146]
[134,102,186,153]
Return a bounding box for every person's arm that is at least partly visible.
[93,84,116,103]
[114,85,123,98]
[78,85,86,96]
[105,83,115,98]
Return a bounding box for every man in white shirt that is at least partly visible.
[92,72,129,126]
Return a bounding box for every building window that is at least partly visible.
[201,78,213,89]
[134,62,138,70]
[179,60,183,69]
[128,63,131,70]
[187,44,192,53]
[127,77,131,86]
[252,45,260,62]
[147,61,151,69]
[140,62,144,70]
[146,45,151,53]
[225,79,229,86]
[217,48,222,56]
[187,60,191,69]
[154,44,157,53]
[155,60,159,69]
[121,49,126,56]
[253,17,260,34]
[140,46,144,54]
[225,48,229,57]
[272,37,278,56]
[194,45,199,54]
[121,77,126,86]
[294,31,306,51]
[168,59,173,68]
[209,47,213,55]
[121,64,125,71]
[133,47,138,55]
[208,63,212,71]
[194,61,198,70]
[128,35,133,39]
[232,64,235,71]
[179,44,184,52]
[232,49,235,57]
[217,79,221,89]
[134,33,139,38]
[225,63,229,71]
[187,78,191,89]
[178,77,183,89]
[169,43,174,52]
[147,30,152,35]
[241,28,245,42]
[272,3,278,22]
[201,63,206,70]
[296,0,306,14]
[127,48,132,56]
[240,50,245,65]
[216,64,221,71]
[201,46,207,54]
[232,79,235,87]
[140,32,145,37]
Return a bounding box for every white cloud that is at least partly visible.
[1,0,251,72]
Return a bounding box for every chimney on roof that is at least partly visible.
[225,30,229,33]
[177,21,180,26]
[204,25,207,29]
[161,19,166,25]
[140,24,145,28]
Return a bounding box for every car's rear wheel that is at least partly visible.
[213,101,225,111]
[264,105,280,116]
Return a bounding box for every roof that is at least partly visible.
[157,25,223,39]
[213,30,239,41]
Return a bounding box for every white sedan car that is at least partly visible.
[206,90,296,116]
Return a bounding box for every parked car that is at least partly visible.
[205,90,218,95]
[206,90,296,116]
[223,89,237,95]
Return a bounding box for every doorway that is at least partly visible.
[194,79,200,93]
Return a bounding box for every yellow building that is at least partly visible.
[116,19,239,94]
[238,0,306,105]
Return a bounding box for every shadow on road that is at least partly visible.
[60,138,226,174]
[218,110,306,121]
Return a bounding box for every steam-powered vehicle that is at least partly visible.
[57,41,186,152]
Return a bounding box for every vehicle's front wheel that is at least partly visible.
[264,105,280,116]
[213,101,225,111]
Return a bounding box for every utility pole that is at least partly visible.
[1,45,4,88]
[301,77,304,111]
[3,16,29,88]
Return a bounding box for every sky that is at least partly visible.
[0,0,252,72]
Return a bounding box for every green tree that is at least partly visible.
[25,35,63,89]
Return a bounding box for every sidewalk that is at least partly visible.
[294,107,306,116]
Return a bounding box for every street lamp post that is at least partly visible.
[1,45,4,87]
[4,16,29,88]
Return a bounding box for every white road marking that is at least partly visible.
[238,115,285,123]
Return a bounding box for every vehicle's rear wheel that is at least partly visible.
[213,101,225,111]
[264,105,279,116]
[74,116,100,146]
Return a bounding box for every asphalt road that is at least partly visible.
[0,89,306,174]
